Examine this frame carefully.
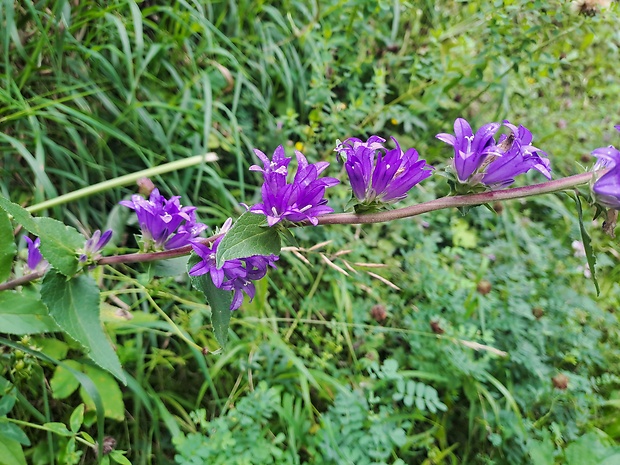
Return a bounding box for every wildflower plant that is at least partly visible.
[0,120,616,385]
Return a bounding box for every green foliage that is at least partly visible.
[1,0,620,464]
[40,271,125,383]
[216,212,281,267]
[188,253,233,349]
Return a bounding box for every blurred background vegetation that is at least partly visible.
[1,0,620,464]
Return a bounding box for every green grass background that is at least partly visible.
[2,0,620,464]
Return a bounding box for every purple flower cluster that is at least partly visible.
[120,188,206,251]
[189,220,278,310]
[436,118,551,188]
[592,125,620,209]
[249,146,339,226]
[335,136,433,207]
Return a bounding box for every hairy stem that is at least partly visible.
[0,171,595,292]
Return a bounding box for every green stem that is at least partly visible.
[26,153,217,213]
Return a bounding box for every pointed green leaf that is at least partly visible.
[40,271,126,384]
[215,212,281,267]
[0,291,60,335]
[188,254,233,349]
[32,218,83,276]
[0,211,16,282]
[0,196,83,276]
[574,195,599,295]
[0,196,38,232]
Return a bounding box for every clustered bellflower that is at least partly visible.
[436,118,551,189]
[188,220,279,311]
[120,188,206,251]
[249,146,339,226]
[335,135,433,209]
[591,125,620,209]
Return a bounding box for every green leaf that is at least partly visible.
[50,361,82,399]
[215,212,281,267]
[0,196,38,232]
[574,194,599,295]
[0,291,60,335]
[43,422,72,437]
[40,271,126,384]
[0,422,30,446]
[188,254,233,349]
[32,218,83,276]
[68,402,85,432]
[79,365,124,421]
[109,450,132,465]
[0,196,84,276]
[0,210,16,282]
[0,436,27,465]
[0,395,16,416]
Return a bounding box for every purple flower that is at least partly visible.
[335,136,433,206]
[79,229,113,263]
[436,118,500,183]
[436,118,551,188]
[481,122,552,188]
[592,126,620,209]
[120,188,207,251]
[189,220,278,310]
[24,237,46,271]
[249,147,339,226]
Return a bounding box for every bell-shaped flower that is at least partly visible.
[437,118,551,189]
[24,237,47,271]
[250,148,339,226]
[481,122,552,188]
[120,188,206,251]
[79,229,113,263]
[336,136,433,208]
[436,118,500,183]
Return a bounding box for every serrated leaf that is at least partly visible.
[0,196,38,232]
[33,218,83,276]
[40,271,126,384]
[188,254,233,349]
[574,195,599,295]
[215,212,281,267]
[0,210,16,282]
[0,291,60,335]
[0,196,83,276]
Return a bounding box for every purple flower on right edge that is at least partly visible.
[436,118,551,189]
[592,125,620,209]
